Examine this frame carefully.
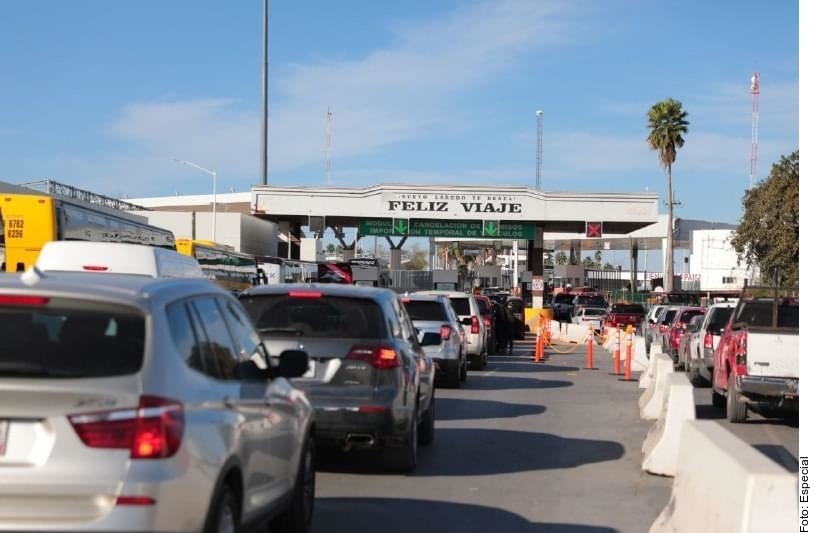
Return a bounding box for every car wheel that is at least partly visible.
[275,434,315,533]
[726,373,747,423]
[471,347,485,370]
[460,353,468,382]
[447,359,461,388]
[387,408,418,472]
[418,392,435,446]
[204,484,239,533]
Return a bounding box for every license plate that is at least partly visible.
[0,420,8,456]
[303,360,316,379]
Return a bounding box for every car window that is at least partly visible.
[240,294,386,339]
[475,298,490,315]
[190,296,239,380]
[219,298,263,360]
[403,300,447,322]
[554,294,575,304]
[166,300,205,374]
[583,308,605,316]
[0,300,144,379]
[396,299,417,342]
[660,310,677,325]
[506,299,524,314]
[449,297,472,316]
[679,309,704,323]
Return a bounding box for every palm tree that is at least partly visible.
[647,98,689,292]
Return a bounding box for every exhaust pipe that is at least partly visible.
[344,433,376,450]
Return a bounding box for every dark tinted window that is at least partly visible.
[403,300,447,322]
[166,300,205,373]
[583,308,606,316]
[554,294,575,304]
[475,298,491,315]
[0,300,144,378]
[191,297,239,380]
[612,304,645,314]
[736,301,799,328]
[219,298,262,359]
[707,307,734,332]
[506,299,524,314]
[577,295,607,306]
[449,297,472,316]
[678,310,704,323]
[660,310,677,325]
[240,294,385,339]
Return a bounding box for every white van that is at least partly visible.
[35,241,206,279]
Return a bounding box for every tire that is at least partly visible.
[460,354,468,382]
[276,434,316,533]
[418,393,435,446]
[470,347,485,370]
[204,484,239,533]
[387,408,418,472]
[726,373,747,423]
[446,360,461,388]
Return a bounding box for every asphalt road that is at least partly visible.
[311,341,675,533]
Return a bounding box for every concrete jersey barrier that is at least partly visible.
[639,344,662,390]
[639,353,674,420]
[641,373,696,477]
[650,420,796,533]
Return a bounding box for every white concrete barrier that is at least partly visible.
[632,335,648,372]
[638,344,662,390]
[641,373,695,476]
[639,353,674,420]
[602,327,618,351]
[649,420,796,533]
[549,320,591,344]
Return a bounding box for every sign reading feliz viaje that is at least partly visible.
[358,218,535,239]
[382,192,526,217]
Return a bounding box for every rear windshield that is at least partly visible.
[660,310,677,325]
[475,298,491,315]
[735,301,799,329]
[612,304,644,314]
[554,294,575,304]
[0,299,145,378]
[583,308,606,316]
[679,309,704,323]
[506,299,524,314]
[240,294,385,338]
[577,295,607,306]
[404,300,447,322]
[707,307,734,332]
[449,297,471,316]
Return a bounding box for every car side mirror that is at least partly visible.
[278,350,310,378]
[460,316,473,326]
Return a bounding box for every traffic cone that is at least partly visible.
[613,328,621,375]
[621,326,635,381]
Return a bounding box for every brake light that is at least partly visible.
[69,396,184,459]
[734,332,748,375]
[659,324,668,333]
[115,496,156,506]
[704,332,713,350]
[0,295,50,306]
[483,316,491,329]
[288,291,322,298]
[440,324,452,340]
[347,345,400,369]
[82,265,109,272]
[471,316,480,334]
[676,321,687,331]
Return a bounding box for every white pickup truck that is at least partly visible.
[711,285,799,422]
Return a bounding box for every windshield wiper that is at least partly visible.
[0,362,79,378]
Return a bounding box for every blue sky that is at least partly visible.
[0,1,799,226]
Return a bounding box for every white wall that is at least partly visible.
[689,229,755,291]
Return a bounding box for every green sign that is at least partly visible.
[358,218,534,239]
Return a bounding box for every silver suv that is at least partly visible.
[401,293,467,387]
[414,291,488,370]
[0,272,315,533]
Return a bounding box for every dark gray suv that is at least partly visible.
[238,284,436,472]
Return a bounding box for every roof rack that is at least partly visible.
[19,179,149,212]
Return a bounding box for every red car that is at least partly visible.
[664,306,706,362]
[473,295,496,354]
[604,303,646,330]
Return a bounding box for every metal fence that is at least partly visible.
[390,270,434,293]
[20,179,148,211]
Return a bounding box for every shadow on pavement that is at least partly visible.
[753,444,798,472]
[435,398,546,421]
[489,359,583,373]
[312,497,618,533]
[462,375,573,391]
[317,428,624,476]
[695,403,725,420]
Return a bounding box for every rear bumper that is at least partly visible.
[311,403,412,449]
[738,375,799,399]
[434,358,460,378]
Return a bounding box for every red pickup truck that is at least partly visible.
[711,284,798,422]
[604,303,646,330]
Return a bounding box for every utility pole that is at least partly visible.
[260,0,269,185]
[535,109,543,190]
[749,72,760,189]
[325,107,332,185]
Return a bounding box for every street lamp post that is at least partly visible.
[173,159,217,242]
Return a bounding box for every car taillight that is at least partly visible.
[470,316,480,334]
[704,332,713,349]
[288,291,322,298]
[659,324,668,333]
[0,295,50,306]
[676,322,686,331]
[69,396,184,459]
[82,265,109,272]
[440,324,452,341]
[483,316,491,329]
[347,345,400,369]
[734,332,748,375]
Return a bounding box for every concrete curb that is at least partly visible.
[649,420,796,533]
[642,373,695,477]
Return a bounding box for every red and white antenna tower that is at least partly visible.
[325,106,333,185]
[749,72,760,189]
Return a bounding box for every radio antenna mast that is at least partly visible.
[535,109,543,190]
[749,72,760,189]
[325,106,333,185]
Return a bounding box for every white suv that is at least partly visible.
[414,291,488,370]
